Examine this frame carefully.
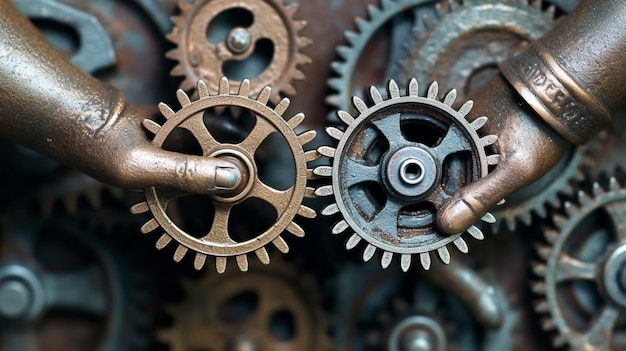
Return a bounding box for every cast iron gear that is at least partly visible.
[158,256,332,351]
[0,214,150,351]
[131,78,317,273]
[532,172,626,350]
[315,78,499,271]
[326,0,435,116]
[166,0,312,103]
[401,0,593,231]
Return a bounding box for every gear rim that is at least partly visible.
[317,78,498,271]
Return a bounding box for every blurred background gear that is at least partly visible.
[316,79,498,270]
[166,0,311,103]
[0,211,152,351]
[532,170,626,350]
[158,256,332,351]
[132,78,317,272]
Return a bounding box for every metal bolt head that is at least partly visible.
[226,27,252,54]
[0,279,32,319]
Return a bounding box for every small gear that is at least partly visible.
[0,213,150,351]
[315,78,499,271]
[158,256,332,351]
[131,78,317,273]
[326,0,434,116]
[532,172,626,350]
[166,0,312,103]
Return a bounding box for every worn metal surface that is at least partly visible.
[315,79,498,271]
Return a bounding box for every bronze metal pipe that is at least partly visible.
[0,0,242,194]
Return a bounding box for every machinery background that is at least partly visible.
[2,0,626,350]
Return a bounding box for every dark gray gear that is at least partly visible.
[532,172,626,350]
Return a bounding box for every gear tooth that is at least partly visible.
[155,233,172,250]
[297,36,313,48]
[257,86,272,104]
[381,251,393,269]
[388,79,400,98]
[298,130,317,145]
[346,233,362,250]
[273,236,290,253]
[287,221,306,237]
[131,201,150,214]
[177,0,192,12]
[352,96,368,113]
[458,100,474,117]
[369,86,384,103]
[283,84,297,96]
[578,190,592,205]
[274,98,291,116]
[158,102,176,120]
[337,45,353,60]
[420,252,432,270]
[380,0,393,11]
[535,243,551,260]
[141,218,159,234]
[332,219,349,235]
[471,116,488,130]
[397,254,410,272]
[176,89,192,106]
[467,225,485,240]
[591,182,603,197]
[305,187,316,198]
[535,300,549,313]
[563,201,576,217]
[287,112,305,129]
[521,212,533,226]
[236,255,249,272]
[325,94,341,107]
[326,126,345,140]
[219,77,231,95]
[453,237,469,253]
[443,89,457,106]
[293,69,306,81]
[337,110,355,125]
[173,245,188,262]
[367,4,382,19]
[194,80,208,97]
[170,64,186,77]
[480,135,498,148]
[298,205,316,219]
[142,119,161,135]
[505,218,517,231]
[544,228,559,244]
[408,78,419,96]
[553,213,568,228]
[294,20,307,31]
[194,253,207,270]
[481,212,496,223]
[319,199,339,214]
[532,281,547,295]
[313,166,333,177]
[285,2,299,16]
[344,31,360,46]
[363,244,376,262]
[355,16,371,33]
[317,146,336,158]
[216,257,228,273]
[487,154,500,166]
[427,81,439,99]
[437,246,451,264]
[255,247,271,265]
[533,262,547,276]
[305,150,318,162]
[165,48,181,60]
[609,176,620,192]
[541,316,555,331]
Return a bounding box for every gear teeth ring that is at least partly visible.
[131,77,317,273]
[317,78,498,271]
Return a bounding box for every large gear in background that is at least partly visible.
[401,0,591,231]
[532,172,626,350]
[132,78,317,273]
[0,213,150,351]
[326,0,435,117]
[158,256,332,351]
[315,78,498,271]
[166,0,311,103]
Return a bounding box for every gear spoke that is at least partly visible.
[555,254,598,282]
[371,113,404,148]
[200,203,234,244]
[579,306,619,350]
[238,117,276,152]
[251,180,292,215]
[180,112,219,155]
[43,267,107,316]
[341,157,380,188]
[433,123,469,158]
[370,199,403,238]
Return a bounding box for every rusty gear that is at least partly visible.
[158,256,332,351]
[166,0,311,103]
[315,78,499,271]
[532,173,626,350]
[131,78,317,273]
